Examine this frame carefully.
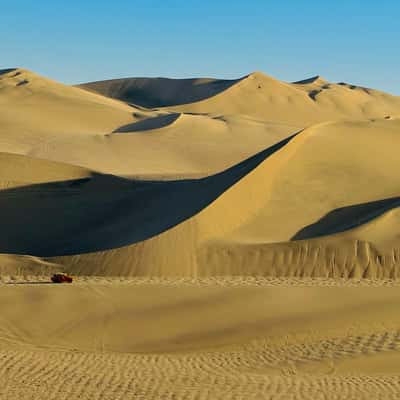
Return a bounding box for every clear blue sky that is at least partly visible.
[1,0,399,94]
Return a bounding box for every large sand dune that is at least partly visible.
[0,68,136,140]
[0,69,399,277]
[78,75,240,107]
[1,67,400,398]
[0,134,293,256]
[81,71,400,125]
[1,68,300,176]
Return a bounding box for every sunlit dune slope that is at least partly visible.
[1,65,400,400]
[80,71,400,125]
[1,119,399,277]
[42,119,400,277]
[29,112,300,178]
[0,69,299,177]
[0,152,91,189]
[0,135,295,257]
[0,68,141,154]
[0,69,399,278]
[0,68,134,141]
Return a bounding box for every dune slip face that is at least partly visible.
[1,67,400,399]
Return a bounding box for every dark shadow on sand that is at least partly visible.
[0,132,300,257]
[79,76,240,108]
[292,197,400,240]
[113,113,180,133]
[0,68,18,76]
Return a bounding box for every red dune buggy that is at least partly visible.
[51,273,73,283]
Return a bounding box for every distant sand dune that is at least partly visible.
[0,68,138,137]
[36,112,299,177]
[78,75,240,107]
[81,71,400,125]
[0,69,301,176]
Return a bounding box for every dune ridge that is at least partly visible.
[0,69,301,176]
[1,66,400,399]
[0,68,399,279]
[46,119,400,278]
[81,71,400,125]
[0,134,298,257]
[78,75,240,107]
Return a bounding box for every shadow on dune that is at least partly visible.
[0,132,299,257]
[292,75,322,84]
[79,77,240,108]
[292,197,400,240]
[113,113,181,133]
[0,68,18,76]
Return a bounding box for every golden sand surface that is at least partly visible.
[1,67,400,398]
[1,279,400,399]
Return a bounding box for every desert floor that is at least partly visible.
[0,277,400,399]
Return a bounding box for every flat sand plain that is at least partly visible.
[1,278,400,399]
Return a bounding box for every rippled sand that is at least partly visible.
[0,278,399,399]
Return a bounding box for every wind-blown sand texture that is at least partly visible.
[1,67,400,398]
[2,279,400,399]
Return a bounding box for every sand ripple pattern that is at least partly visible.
[1,330,400,400]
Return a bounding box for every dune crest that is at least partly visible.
[0,68,398,279]
[81,70,400,125]
[1,66,400,399]
[16,119,396,278]
[293,75,328,85]
[78,75,240,107]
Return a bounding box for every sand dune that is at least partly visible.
[0,152,91,188]
[78,75,240,107]
[81,71,400,125]
[0,134,296,256]
[0,69,400,278]
[1,66,400,399]
[0,68,137,139]
[29,112,299,177]
[0,114,399,278]
[45,119,400,278]
[0,254,59,277]
[0,69,299,176]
